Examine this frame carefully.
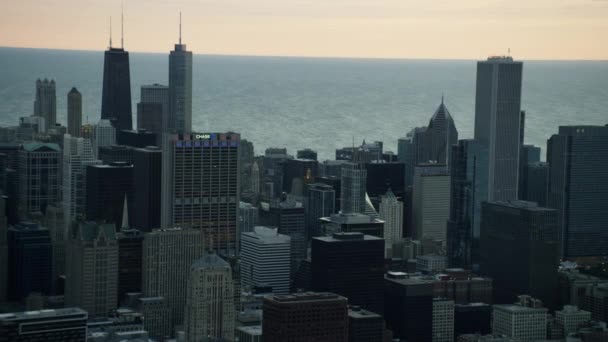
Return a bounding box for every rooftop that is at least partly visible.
[314,232,382,243]
[268,292,347,303]
[191,253,230,270]
[493,304,547,313]
[0,308,87,321]
[348,306,381,319]
[321,212,384,225]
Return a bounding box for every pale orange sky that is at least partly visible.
[1,0,607,60]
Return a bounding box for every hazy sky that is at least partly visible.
[1,0,607,60]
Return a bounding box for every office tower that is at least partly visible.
[133,146,162,232]
[168,19,193,133]
[92,119,116,157]
[556,305,592,337]
[19,115,46,134]
[492,297,548,341]
[341,162,367,214]
[65,222,118,317]
[413,164,451,242]
[519,162,548,206]
[250,161,260,194]
[138,84,169,134]
[241,226,291,294]
[384,271,434,341]
[67,87,82,137]
[117,129,157,148]
[316,175,342,211]
[101,26,132,131]
[239,201,259,234]
[520,144,541,163]
[0,197,7,302]
[184,253,235,341]
[397,136,415,188]
[161,133,240,252]
[0,308,88,341]
[98,145,135,164]
[3,170,19,226]
[282,158,318,194]
[116,226,143,303]
[433,299,455,342]
[259,200,306,274]
[261,147,292,198]
[135,297,173,341]
[44,204,66,294]
[474,56,523,202]
[86,162,133,229]
[306,183,335,239]
[417,255,448,273]
[297,148,317,160]
[142,228,205,326]
[547,125,608,258]
[353,140,384,163]
[312,233,384,313]
[0,143,20,170]
[63,135,99,229]
[379,189,403,257]
[480,201,559,309]
[454,303,492,337]
[447,139,488,269]
[7,222,52,301]
[263,292,348,342]
[432,272,493,304]
[34,78,57,128]
[320,160,347,178]
[18,143,61,216]
[347,306,385,342]
[236,326,263,342]
[423,98,459,166]
[581,283,608,322]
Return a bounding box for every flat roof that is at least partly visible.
[0,308,87,321]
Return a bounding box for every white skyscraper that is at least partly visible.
[413,165,451,243]
[92,119,116,158]
[432,299,454,342]
[379,189,403,257]
[142,228,205,326]
[241,226,291,295]
[168,14,193,132]
[184,253,235,341]
[341,162,367,214]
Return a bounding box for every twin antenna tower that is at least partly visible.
[109,6,183,49]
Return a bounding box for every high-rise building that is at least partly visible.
[44,204,67,294]
[67,87,82,137]
[101,35,132,131]
[65,222,118,318]
[63,135,99,228]
[341,162,367,214]
[306,183,335,239]
[282,158,318,194]
[142,228,205,326]
[239,201,259,235]
[116,226,143,303]
[7,222,52,301]
[168,22,193,133]
[184,253,235,341]
[98,145,135,164]
[133,146,162,232]
[556,305,592,337]
[18,143,61,216]
[138,84,169,135]
[0,308,88,341]
[320,212,384,238]
[262,292,348,342]
[433,298,455,342]
[379,189,403,257]
[347,306,385,342]
[161,132,240,252]
[492,297,548,341]
[447,139,488,269]
[241,226,291,294]
[86,162,133,229]
[480,201,559,309]
[34,78,57,129]
[422,99,459,166]
[474,56,523,202]
[311,232,384,314]
[117,129,157,148]
[0,197,7,302]
[413,164,451,243]
[135,297,173,341]
[384,271,434,341]
[297,148,318,160]
[92,119,116,157]
[547,125,608,258]
[519,161,548,206]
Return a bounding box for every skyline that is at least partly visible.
[1,0,608,61]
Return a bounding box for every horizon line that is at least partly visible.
[1,45,607,63]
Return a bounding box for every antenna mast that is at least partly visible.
[121,2,124,49]
[109,16,112,48]
[179,12,182,44]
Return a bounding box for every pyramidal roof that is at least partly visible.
[69,87,80,94]
[382,188,397,201]
[191,253,230,270]
[430,97,453,122]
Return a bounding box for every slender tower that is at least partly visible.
[168,13,193,133]
[101,12,133,131]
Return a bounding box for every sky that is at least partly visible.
[1,0,607,60]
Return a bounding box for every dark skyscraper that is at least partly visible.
[133,146,161,232]
[480,201,559,309]
[421,98,458,166]
[67,87,82,137]
[474,56,523,202]
[547,125,608,259]
[138,84,168,135]
[116,227,143,303]
[282,158,318,194]
[168,15,193,133]
[101,20,132,132]
[18,143,61,216]
[34,78,57,129]
[519,161,548,206]
[311,233,385,314]
[86,162,134,230]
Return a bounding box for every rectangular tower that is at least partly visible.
[168,42,193,132]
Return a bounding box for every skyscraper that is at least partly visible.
[138,84,169,135]
[239,201,259,234]
[34,78,56,129]
[0,197,7,302]
[67,87,82,137]
[306,183,336,239]
[86,162,133,230]
[133,146,162,232]
[184,253,235,341]
[492,297,548,341]
[412,164,451,243]
[474,56,523,202]
[168,15,193,133]
[92,119,116,158]
[116,225,143,303]
[63,135,99,228]
[432,298,455,342]
[101,20,132,131]
[161,132,240,252]
[65,222,118,318]
[341,162,367,214]
[18,143,61,216]
[379,189,403,257]
[282,158,318,194]
[547,125,608,258]
[311,232,385,314]
[422,98,459,166]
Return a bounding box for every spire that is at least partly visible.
[121,194,129,230]
[109,16,112,48]
[441,93,444,105]
[179,12,182,45]
[121,2,124,49]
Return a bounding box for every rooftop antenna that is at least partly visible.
[109,16,112,48]
[179,12,182,44]
[121,1,124,49]
[441,93,444,105]
[508,47,511,57]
